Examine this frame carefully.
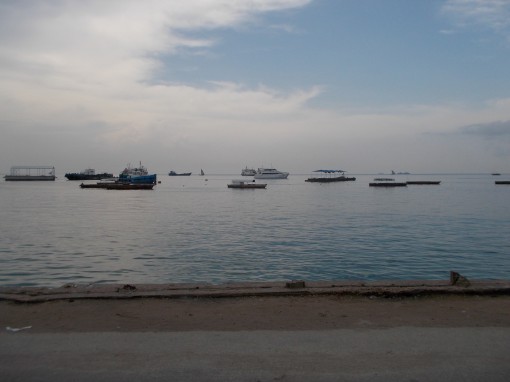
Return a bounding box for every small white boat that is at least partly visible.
[241,167,257,176]
[228,179,267,189]
[254,168,289,179]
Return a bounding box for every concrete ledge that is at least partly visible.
[1,280,510,302]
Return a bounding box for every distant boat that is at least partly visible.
[65,169,113,180]
[392,170,410,175]
[168,171,191,176]
[254,168,289,179]
[492,173,501,176]
[241,167,257,176]
[495,181,510,185]
[4,166,56,181]
[80,182,154,190]
[305,170,355,183]
[406,181,441,185]
[369,178,407,187]
[200,169,205,176]
[227,179,266,189]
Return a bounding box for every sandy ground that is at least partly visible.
[2,294,510,332]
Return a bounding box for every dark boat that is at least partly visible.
[105,183,154,190]
[227,180,267,189]
[169,171,192,176]
[406,181,441,185]
[495,181,510,185]
[305,170,356,183]
[65,169,113,180]
[80,183,109,189]
[369,178,407,187]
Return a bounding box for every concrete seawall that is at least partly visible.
[2,279,509,302]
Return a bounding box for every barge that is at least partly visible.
[4,166,56,181]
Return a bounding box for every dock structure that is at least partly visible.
[4,166,56,181]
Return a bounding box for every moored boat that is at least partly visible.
[406,181,441,185]
[369,178,407,187]
[65,169,113,180]
[105,183,154,190]
[227,179,267,189]
[495,181,510,185]
[254,167,289,179]
[4,166,56,181]
[118,162,156,184]
[169,171,192,176]
[241,167,257,176]
[305,170,356,183]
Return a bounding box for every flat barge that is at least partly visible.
[4,166,56,181]
[369,178,407,187]
[406,181,441,185]
[80,183,154,190]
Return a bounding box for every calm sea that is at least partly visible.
[0,174,509,287]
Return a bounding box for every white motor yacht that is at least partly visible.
[254,168,289,179]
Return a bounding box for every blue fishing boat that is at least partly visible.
[118,162,157,184]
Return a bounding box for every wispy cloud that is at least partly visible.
[459,120,510,139]
[442,0,510,38]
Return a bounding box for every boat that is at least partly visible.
[168,171,192,176]
[65,169,113,180]
[105,183,154,190]
[495,181,510,185]
[241,167,257,176]
[4,166,56,181]
[492,173,501,176]
[254,168,289,179]
[305,170,356,183]
[227,179,267,189]
[118,162,157,184]
[406,181,441,185]
[79,178,118,188]
[369,178,407,187]
[200,169,205,176]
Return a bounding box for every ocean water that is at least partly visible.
[0,174,509,287]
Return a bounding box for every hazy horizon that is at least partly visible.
[1,0,510,175]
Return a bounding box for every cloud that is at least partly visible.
[459,120,510,139]
[441,0,510,37]
[0,0,314,143]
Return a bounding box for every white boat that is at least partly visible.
[254,168,289,179]
[241,167,257,176]
[228,179,266,189]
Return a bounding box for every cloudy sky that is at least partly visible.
[1,0,510,175]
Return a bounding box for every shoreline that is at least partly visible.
[1,279,509,303]
[2,279,509,333]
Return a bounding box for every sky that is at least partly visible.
[1,0,510,175]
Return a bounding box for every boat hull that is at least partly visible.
[168,172,191,176]
[4,175,55,181]
[118,174,157,184]
[228,184,266,189]
[305,176,356,183]
[369,182,407,187]
[406,181,441,185]
[105,183,154,190]
[65,173,113,180]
